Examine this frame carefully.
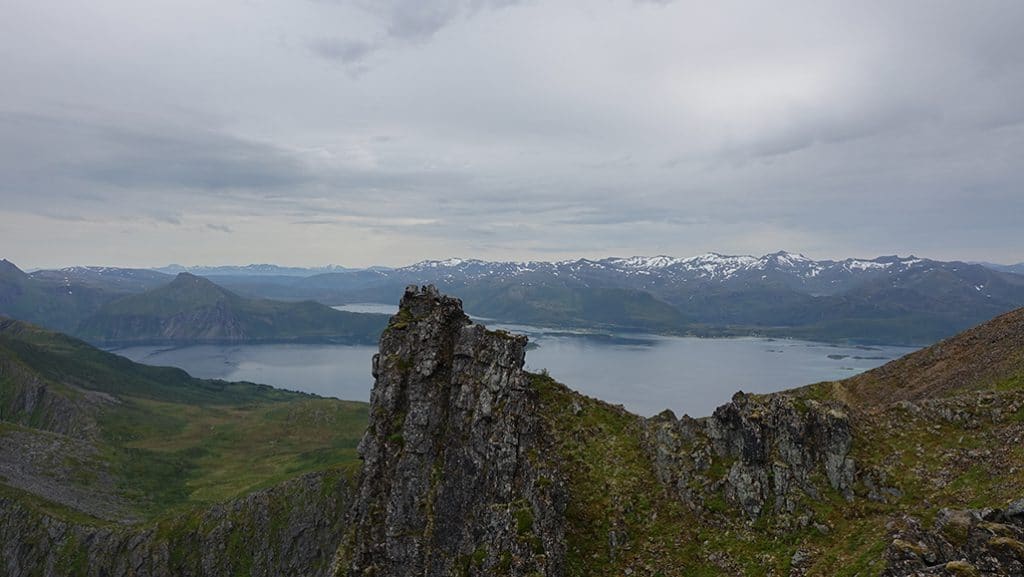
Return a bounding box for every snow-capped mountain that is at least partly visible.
[20,251,1024,345]
[386,251,940,295]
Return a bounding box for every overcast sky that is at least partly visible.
[1,0,1022,268]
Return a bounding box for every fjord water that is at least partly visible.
[111,303,915,417]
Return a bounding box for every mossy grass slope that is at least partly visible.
[0,318,369,523]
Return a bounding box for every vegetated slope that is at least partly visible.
[827,307,1024,407]
[456,282,690,331]
[0,318,368,517]
[536,304,1024,576]
[75,272,388,344]
[0,318,367,575]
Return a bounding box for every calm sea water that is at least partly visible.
[110,303,916,417]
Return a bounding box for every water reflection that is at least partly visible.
[113,317,916,418]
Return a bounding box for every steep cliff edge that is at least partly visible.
[336,285,566,577]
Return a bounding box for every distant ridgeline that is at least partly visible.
[6,252,1024,346]
[2,285,1023,576]
[0,259,387,345]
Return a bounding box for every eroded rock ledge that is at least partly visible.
[335,284,566,577]
[644,391,856,520]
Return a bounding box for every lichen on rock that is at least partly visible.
[337,285,566,577]
[643,391,856,519]
[884,500,1024,576]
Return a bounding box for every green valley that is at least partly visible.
[0,318,368,522]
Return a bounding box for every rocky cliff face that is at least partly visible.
[644,391,855,520]
[0,469,352,577]
[336,285,566,577]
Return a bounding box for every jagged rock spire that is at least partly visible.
[336,285,566,577]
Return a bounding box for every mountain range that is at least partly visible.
[75,273,388,344]
[8,251,1024,345]
[214,251,1024,344]
[1,260,387,345]
[2,286,1022,576]
[976,261,1024,275]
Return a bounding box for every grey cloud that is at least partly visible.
[152,213,183,226]
[340,0,523,42]
[0,112,311,195]
[3,1,1024,267]
[72,129,311,191]
[308,38,379,66]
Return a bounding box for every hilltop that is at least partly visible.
[71,271,390,344]
[2,261,388,345]
[0,259,123,333]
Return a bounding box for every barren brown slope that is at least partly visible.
[835,306,1024,408]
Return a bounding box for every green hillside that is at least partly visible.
[457,283,690,332]
[75,273,387,344]
[509,308,1024,575]
[0,318,368,522]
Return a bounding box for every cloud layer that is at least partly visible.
[1,0,1022,267]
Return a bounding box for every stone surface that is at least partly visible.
[644,391,855,519]
[336,285,566,577]
[883,502,1024,576]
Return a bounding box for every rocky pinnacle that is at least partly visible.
[336,285,566,577]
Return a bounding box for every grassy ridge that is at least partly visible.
[532,373,715,575]
[0,318,369,522]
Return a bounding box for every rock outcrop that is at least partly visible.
[884,500,1024,576]
[336,285,566,577]
[0,469,353,577]
[644,392,855,519]
[0,353,112,439]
